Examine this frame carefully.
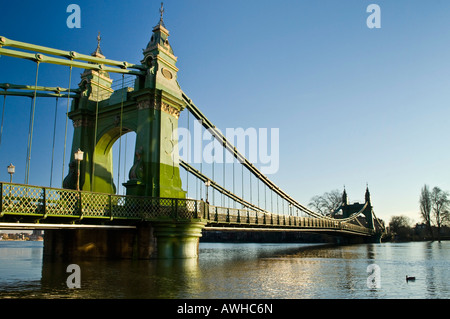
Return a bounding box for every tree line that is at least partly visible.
[418,185,449,241]
[308,185,450,242]
[387,185,450,242]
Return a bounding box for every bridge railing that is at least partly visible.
[0,182,204,221]
[202,203,372,235]
[0,182,373,235]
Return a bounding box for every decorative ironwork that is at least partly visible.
[0,182,373,236]
[46,188,79,217]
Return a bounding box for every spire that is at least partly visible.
[91,31,105,58]
[342,186,348,205]
[365,183,371,203]
[152,2,168,33]
[158,2,166,28]
[143,2,174,59]
[79,31,112,101]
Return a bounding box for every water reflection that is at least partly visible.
[39,256,204,298]
[0,241,449,298]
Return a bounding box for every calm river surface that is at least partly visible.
[0,240,449,299]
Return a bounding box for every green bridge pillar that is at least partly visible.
[43,221,206,260]
[64,15,186,199]
[152,221,207,259]
[56,10,205,259]
[124,18,186,199]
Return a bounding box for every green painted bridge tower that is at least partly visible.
[63,11,186,199]
[52,7,206,259]
[341,186,381,242]
[341,186,374,230]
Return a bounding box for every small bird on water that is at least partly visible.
[406,275,416,282]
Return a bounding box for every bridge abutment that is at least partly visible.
[43,225,156,259]
[43,220,206,260]
[152,220,207,259]
[367,232,382,244]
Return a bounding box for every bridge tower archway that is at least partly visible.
[63,18,186,200]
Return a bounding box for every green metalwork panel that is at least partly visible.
[0,182,373,236]
[46,188,79,217]
[81,192,110,217]
[1,183,44,217]
[0,183,204,222]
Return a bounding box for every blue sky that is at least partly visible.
[1,0,450,224]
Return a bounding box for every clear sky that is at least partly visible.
[1,0,450,225]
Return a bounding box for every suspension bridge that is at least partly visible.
[0,7,384,259]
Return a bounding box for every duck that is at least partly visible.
[406,275,416,282]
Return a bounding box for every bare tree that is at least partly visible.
[309,189,343,216]
[419,184,434,240]
[389,215,412,231]
[430,187,450,242]
[309,195,327,215]
[389,215,413,240]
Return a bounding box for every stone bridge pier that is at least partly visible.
[43,220,206,260]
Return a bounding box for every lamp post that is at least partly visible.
[205,180,211,204]
[7,163,15,183]
[74,149,84,191]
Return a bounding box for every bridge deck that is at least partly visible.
[0,182,373,236]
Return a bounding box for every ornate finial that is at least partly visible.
[92,31,104,57]
[96,31,102,53]
[97,31,101,47]
[159,2,165,27]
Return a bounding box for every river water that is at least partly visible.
[0,240,448,299]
